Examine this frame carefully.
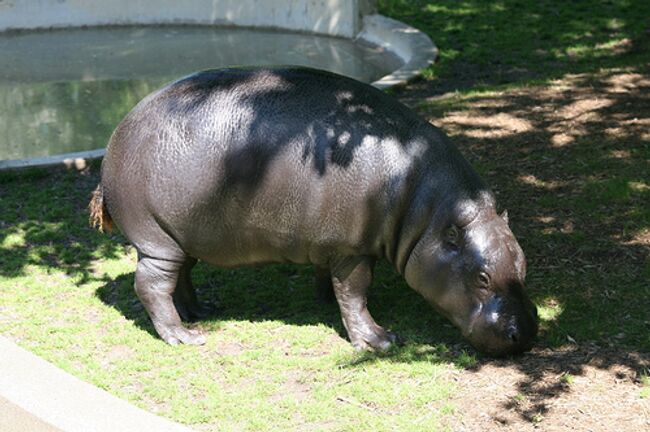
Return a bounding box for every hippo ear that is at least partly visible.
[500,210,509,225]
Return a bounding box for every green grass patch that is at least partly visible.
[641,373,650,399]
[379,0,650,89]
[561,372,575,386]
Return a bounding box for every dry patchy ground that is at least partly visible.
[446,347,648,431]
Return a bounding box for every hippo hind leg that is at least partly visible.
[331,256,400,351]
[135,252,206,345]
[173,257,216,322]
[314,266,335,304]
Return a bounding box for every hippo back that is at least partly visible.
[101,68,485,268]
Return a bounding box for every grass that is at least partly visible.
[641,373,650,399]
[380,0,650,89]
[0,167,468,431]
[560,372,574,386]
[1,0,649,430]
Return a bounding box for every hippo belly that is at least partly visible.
[164,136,388,268]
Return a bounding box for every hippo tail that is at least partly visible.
[89,184,113,233]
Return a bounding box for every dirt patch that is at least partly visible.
[444,347,649,431]
[625,229,650,247]
[441,112,534,138]
[270,370,312,403]
[100,344,134,367]
[214,340,247,356]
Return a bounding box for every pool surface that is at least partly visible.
[0,26,402,161]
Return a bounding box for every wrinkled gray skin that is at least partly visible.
[98,67,537,357]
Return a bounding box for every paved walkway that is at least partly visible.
[0,396,60,432]
[0,336,193,432]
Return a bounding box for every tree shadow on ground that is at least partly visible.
[94,259,474,366]
[3,3,649,424]
[0,164,127,285]
[397,64,650,426]
[380,0,650,98]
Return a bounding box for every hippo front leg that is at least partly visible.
[331,257,399,351]
[135,254,206,345]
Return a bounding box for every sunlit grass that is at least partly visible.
[0,250,463,430]
[537,302,564,322]
[641,373,650,399]
[0,168,470,431]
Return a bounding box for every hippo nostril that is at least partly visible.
[508,327,519,343]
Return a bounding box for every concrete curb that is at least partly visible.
[0,336,193,432]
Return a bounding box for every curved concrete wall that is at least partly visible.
[360,14,437,90]
[0,0,377,38]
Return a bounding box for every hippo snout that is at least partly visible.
[467,294,538,357]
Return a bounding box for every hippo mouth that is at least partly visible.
[463,295,538,357]
[463,302,484,338]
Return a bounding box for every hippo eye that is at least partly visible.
[477,272,490,289]
[444,225,461,248]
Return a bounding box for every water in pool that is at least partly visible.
[0,26,402,161]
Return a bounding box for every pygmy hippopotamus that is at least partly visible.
[90,67,538,357]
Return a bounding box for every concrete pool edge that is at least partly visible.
[0,15,436,172]
[360,14,437,90]
[0,149,106,171]
[0,0,374,39]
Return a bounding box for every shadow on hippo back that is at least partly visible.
[89,66,538,357]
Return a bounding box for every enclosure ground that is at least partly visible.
[1,0,649,431]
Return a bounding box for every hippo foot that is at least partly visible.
[175,300,217,323]
[158,325,207,346]
[352,328,401,352]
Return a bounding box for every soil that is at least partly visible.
[444,347,648,431]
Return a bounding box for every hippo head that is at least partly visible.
[405,196,538,357]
